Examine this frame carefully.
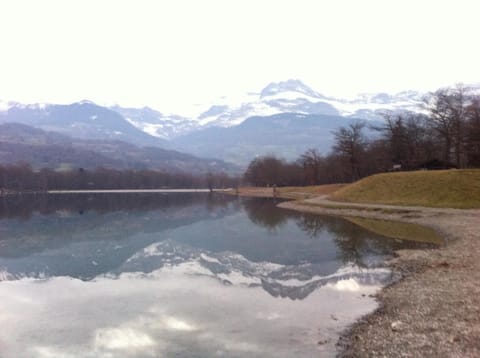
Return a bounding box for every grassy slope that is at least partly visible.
[331,169,480,209]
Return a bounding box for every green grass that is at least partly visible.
[344,217,444,245]
[331,169,480,209]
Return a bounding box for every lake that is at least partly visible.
[0,193,435,357]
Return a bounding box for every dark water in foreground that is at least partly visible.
[0,193,434,357]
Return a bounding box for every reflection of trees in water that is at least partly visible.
[295,214,326,238]
[205,193,240,213]
[241,198,290,230]
[0,192,237,220]
[295,214,371,266]
[296,213,436,267]
[241,198,433,268]
[0,193,239,260]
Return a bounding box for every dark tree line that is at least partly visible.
[244,86,480,186]
[0,163,239,192]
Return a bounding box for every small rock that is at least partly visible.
[391,320,406,332]
[317,338,331,345]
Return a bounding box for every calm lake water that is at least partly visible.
[0,193,434,357]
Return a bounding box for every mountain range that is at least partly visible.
[112,79,426,140]
[1,80,471,169]
[0,123,235,174]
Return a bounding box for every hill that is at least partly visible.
[172,113,376,165]
[0,101,168,148]
[0,123,237,174]
[331,170,480,209]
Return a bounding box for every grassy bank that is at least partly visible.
[331,169,480,209]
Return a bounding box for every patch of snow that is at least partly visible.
[163,261,213,277]
[326,278,361,292]
[0,101,10,112]
[261,90,322,102]
[200,253,221,264]
[217,270,261,286]
[0,269,14,281]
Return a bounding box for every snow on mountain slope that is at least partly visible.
[111,105,200,139]
[0,100,11,112]
[320,91,425,120]
[3,81,477,142]
[109,79,430,139]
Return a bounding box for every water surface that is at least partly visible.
[0,193,434,357]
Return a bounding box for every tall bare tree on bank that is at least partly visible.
[373,112,435,169]
[332,121,366,182]
[466,97,480,166]
[299,148,323,185]
[425,85,470,167]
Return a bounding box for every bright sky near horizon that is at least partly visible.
[0,0,479,115]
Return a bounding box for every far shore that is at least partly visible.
[47,189,231,194]
[1,188,232,195]
[230,186,480,357]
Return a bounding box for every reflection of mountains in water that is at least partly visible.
[115,240,395,300]
[0,194,240,280]
[0,195,428,296]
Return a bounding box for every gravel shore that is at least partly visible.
[278,197,480,357]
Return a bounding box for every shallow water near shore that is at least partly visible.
[0,193,437,357]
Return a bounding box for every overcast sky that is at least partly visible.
[0,0,479,115]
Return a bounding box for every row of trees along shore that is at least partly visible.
[0,165,239,192]
[244,85,480,186]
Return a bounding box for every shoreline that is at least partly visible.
[232,188,480,357]
[1,189,230,196]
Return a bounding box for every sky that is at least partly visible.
[0,0,479,115]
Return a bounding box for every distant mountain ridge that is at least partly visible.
[171,113,381,164]
[109,80,429,139]
[1,80,477,167]
[0,101,169,148]
[0,123,237,174]
[0,80,430,141]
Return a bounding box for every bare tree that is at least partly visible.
[424,85,470,167]
[243,156,303,187]
[243,156,284,187]
[374,112,434,169]
[465,97,480,166]
[332,121,366,181]
[299,148,323,185]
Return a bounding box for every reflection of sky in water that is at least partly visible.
[0,194,431,357]
[0,267,380,358]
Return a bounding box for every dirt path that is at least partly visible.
[278,197,480,357]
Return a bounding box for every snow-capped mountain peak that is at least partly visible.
[105,80,431,139]
[260,79,324,100]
